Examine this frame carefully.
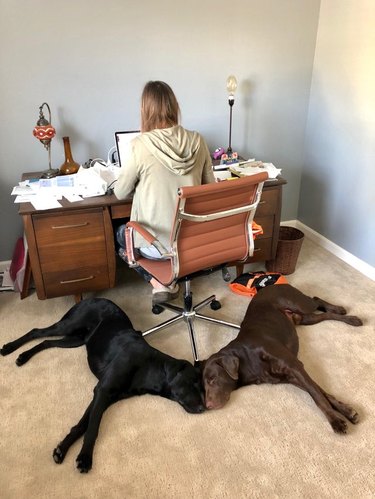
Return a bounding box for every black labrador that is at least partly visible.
[202,284,362,433]
[1,298,205,473]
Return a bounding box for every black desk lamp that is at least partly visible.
[226,75,238,154]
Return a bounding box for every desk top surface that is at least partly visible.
[18,171,132,216]
[18,171,286,216]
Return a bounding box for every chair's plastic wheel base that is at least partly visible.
[152,304,164,315]
[210,300,221,311]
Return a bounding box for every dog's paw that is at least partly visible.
[331,416,348,434]
[346,316,363,327]
[16,352,31,366]
[76,453,92,473]
[1,343,17,356]
[347,408,360,424]
[53,446,65,464]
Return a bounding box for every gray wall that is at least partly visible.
[299,0,375,267]
[0,0,320,261]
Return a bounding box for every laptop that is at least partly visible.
[114,130,140,167]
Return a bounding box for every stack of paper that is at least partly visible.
[230,161,282,179]
[11,165,117,210]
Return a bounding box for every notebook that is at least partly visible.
[114,130,140,167]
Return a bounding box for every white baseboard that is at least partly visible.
[282,220,375,281]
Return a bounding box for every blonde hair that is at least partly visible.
[141,81,180,133]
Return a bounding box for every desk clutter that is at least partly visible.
[11,163,121,210]
[13,156,281,211]
[211,146,281,181]
[212,155,282,182]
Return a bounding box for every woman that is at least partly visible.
[114,80,215,304]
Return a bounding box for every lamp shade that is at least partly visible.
[33,124,56,144]
[226,75,238,96]
[33,102,56,149]
[32,102,59,178]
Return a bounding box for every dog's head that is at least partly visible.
[168,361,205,414]
[202,353,239,410]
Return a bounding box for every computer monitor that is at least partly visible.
[114,130,140,167]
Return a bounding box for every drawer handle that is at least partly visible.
[60,275,94,284]
[254,248,261,252]
[258,201,266,205]
[52,222,89,229]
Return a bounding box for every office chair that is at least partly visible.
[125,172,268,361]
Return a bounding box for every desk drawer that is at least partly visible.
[256,188,278,216]
[230,184,282,274]
[32,208,110,297]
[111,203,132,219]
[228,238,272,269]
[33,209,105,249]
[249,238,273,262]
[254,215,273,239]
[42,266,110,298]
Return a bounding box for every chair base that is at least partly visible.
[142,281,240,362]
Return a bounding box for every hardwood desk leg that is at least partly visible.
[74,294,83,303]
[236,264,244,276]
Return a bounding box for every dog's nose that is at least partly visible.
[205,400,215,410]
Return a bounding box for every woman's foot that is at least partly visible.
[152,284,179,304]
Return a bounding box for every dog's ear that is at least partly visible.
[217,355,240,380]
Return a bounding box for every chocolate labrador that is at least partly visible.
[1,298,205,472]
[202,284,362,433]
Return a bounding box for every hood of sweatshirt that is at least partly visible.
[138,125,201,175]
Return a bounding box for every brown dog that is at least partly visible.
[202,284,362,433]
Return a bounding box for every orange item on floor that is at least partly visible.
[229,271,288,298]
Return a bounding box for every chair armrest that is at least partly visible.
[126,221,158,245]
[125,221,171,264]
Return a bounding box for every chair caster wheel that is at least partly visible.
[210,300,221,311]
[152,304,164,315]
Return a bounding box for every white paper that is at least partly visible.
[11,185,35,195]
[230,162,282,179]
[14,195,37,203]
[31,196,62,210]
[214,170,232,181]
[11,167,109,205]
[64,193,83,203]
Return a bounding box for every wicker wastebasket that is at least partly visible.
[265,226,304,275]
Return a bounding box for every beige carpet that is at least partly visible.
[0,238,374,499]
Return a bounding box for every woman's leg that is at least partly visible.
[115,225,178,299]
[116,224,153,282]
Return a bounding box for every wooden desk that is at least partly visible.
[233,176,286,274]
[19,172,132,301]
[19,173,286,300]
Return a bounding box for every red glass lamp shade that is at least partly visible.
[33,102,60,178]
[33,102,55,149]
[33,124,56,148]
[33,124,56,141]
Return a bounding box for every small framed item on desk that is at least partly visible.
[220,151,239,165]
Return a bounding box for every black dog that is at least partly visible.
[202,284,362,433]
[1,298,205,473]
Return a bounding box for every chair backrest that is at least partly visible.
[170,172,268,278]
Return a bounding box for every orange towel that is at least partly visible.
[252,221,263,238]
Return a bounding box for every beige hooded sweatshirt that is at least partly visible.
[114,125,215,249]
